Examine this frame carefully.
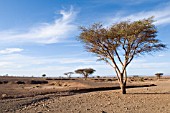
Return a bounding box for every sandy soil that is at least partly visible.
[12,79,170,113]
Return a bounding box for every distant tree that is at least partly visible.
[42,74,46,78]
[75,68,95,79]
[64,72,74,78]
[4,74,8,76]
[96,76,100,78]
[155,73,163,79]
[78,17,166,94]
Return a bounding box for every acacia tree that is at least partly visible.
[64,72,74,78]
[42,74,46,78]
[155,73,163,79]
[75,68,95,79]
[78,17,166,94]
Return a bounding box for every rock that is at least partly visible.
[4,110,8,112]
[1,93,8,99]
[63,84,68,87]
[107,102,111,105]
[125,107,128,110]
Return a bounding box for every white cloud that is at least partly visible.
[0,54,94,67]
[109,4,170,26]
[0,53,170,76]
[0,54,98,76]
[0,48,23,54]
[124,0,161,5]
[0,52,118,76]
[0,61,14,68]
[158,54,164,57]
[0,7,77,44]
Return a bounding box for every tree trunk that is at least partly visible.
[120,83,126,94]
[84,74,87,80]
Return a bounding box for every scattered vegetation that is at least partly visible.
[16,81,25,84]
[46,78,53,80]
[0,81,8,84]
[30,80,48,84]
[106,78,113,82]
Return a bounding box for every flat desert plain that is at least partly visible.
[0,76,170,113]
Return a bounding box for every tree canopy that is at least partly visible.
[42,74,46,78]
[78,17,166,94]
[64,72,74,78]
[75,68,96,79]
[155,73,163,79]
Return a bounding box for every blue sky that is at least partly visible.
[0,0,170,77]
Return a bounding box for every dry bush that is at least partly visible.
[106,79,113,82]
[46,78,53,80]
[96,76,100,78]
[0,81,8,84]
[49,82,62,86]
[16,81,25,84]
[139,77,145,82]
[129,76,145,82]
[30,80,48,84]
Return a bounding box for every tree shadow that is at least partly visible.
[127,92,170,95]
[68,84,157,94]
[126,84,170,95]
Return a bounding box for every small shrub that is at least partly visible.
[130,79,134,81]
[49,83,56,85]
[58,83,62,86]
[4,81,8,84]
[70,79,75,80]
[96,76,100,78]
[30,80,48,84]
[50,82,62,86]
[144,78,148,80]
[139,77,144,82]
[46,78,53,80]
[99,79,105,82]
[54,78,60,80]
[106,79,113,81]
[63,83,68,87]
[16,81,25,84]
[133,75,139,78]
[0,81,8,84]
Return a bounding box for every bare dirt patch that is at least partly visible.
[0,76,170,113]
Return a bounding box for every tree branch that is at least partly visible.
[115,50,124,66]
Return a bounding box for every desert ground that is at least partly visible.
[0,76,170,113]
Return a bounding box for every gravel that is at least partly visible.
[1,79,170,113]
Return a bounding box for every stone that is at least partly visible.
[1,94,8,99]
